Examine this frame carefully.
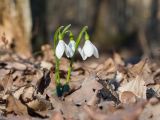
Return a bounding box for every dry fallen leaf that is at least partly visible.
[96,58,116,80]
[6,94,28,116]
[5,62,27,71]
[120,91,137,104]
[0,69,10,80]
[113,52,125,66]
[84,105,108,120]
[65,74,103,105]
[0,74,13,94]
[50,111,64,120]
[98,101,116,113]
[41,44,54,62]
[139,100,160,120]
[153,68,160,84]
[27,99,48,111]
[119,75,147,99]
[0,42,160,120]
[128,59,150,77]
[40,61,53,70]
[50,97,88,120]
[87,90,99,106]
[13,86,25,99]
[107,100,146,120]
[21,86,35,102]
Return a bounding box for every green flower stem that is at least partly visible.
[53,26,64,51]
[55,57,60,84]
[53,26,64,85]
[61,24,71,38]
[65,26,88,84]
[68,31,74,40]
[65,31,74,84]
[75,26,88,51]
[66,58,73,84]
[54,25,72,85]
[85,31,90,40]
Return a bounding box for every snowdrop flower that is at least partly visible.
[55,40,76,59]
[65,40,76,58]
[55,40,68,59]
[78,40,99,60]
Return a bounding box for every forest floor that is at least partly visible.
[0,44,159,120]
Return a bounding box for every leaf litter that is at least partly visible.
[0,46,159,120]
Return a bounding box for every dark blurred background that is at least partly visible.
[0,0,160,60]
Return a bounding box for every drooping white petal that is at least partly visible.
[92,44,99,58]
[55,40,65,59]
[65,44,73,58]
[68,40,76,51]
[78,47,87,60]
[65,40,76,58]
[83,40,94,57]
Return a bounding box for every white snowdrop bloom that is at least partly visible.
[56,40,76,59]
[65,40,76,58]
[78,40,99,60]
[55,40,68,59]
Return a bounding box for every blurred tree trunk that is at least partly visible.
[147,0,160,59]
[30,0,46,52]
[46,0,98,39]
[93,0,160,58]
[0,0,32,57]
[31,0,160,59]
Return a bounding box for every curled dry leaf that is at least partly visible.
[6,94,28,116]
[128,59,150,76]
[96,58,116,80]
[21,86,35,103]
[126,59,154,85]
[119,76,147,99]
[120,91,137,104]
[0,69,10,80]
[0,74,13,94]
[40,61,53,70]
[113,52,125,66]
[96,58,116,72]
[5,62,27,71]
[27,99,49,111]
[153,68,160,84]
[12,70,23,80]
[30,69,44,86]
[25,96,52,118]
[13,86,25,99]
[12,76,26,88]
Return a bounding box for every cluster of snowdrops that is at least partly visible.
[53,24,99,96]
